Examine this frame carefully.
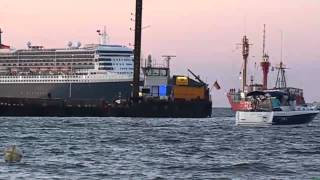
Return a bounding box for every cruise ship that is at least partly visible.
[0,28,134,101]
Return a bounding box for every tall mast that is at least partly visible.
[260,24,270,90]
[275,61,287,89]
[97,26,108,45]
[162,55,176,77]
[241,35,250,92]
[102,26,107,45]
[132,0,143,101]
[0,28,2,45]
[262,24,266,56]
[275,32,286,89]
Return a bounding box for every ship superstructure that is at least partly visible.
[0,28,135,101]
[0,44,133,76]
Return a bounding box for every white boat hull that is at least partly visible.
[236,110,319,126]
[236,111,273,126]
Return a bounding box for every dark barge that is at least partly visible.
[0,97,211,118]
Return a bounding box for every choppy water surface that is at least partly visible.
[0,108,320,179]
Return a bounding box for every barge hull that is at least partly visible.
[0,97,212,118]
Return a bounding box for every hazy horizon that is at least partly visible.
[1,0,320,107]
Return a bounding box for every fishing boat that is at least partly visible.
[235,91,319,126]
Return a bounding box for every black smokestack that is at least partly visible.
[132,0,143,101]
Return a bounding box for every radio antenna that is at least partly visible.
[280,30,283,63]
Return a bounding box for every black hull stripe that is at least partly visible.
[273,113,318,125]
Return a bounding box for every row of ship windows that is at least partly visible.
[0,55,91,59]
[0,55,94,59]
[0,79,102,83]
[117,72,133,74]
[98,58,111,61]
[99,55,132,57]
[4,51,94,55]
[99,63,112,66]
[119,68,134,70]
[1,63,94,66]
[1,75,81,78]
[1,51,132,57]
[111,63,133,66]
[98,58,132,62]
[97,50,132,54]
[0,57,132,63]
[98,67,113,70]
[99,63,133,66]
[112,58,133,62]
[0,59,94,62]
[0,59,132,66]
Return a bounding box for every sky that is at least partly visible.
[1,0,320,107]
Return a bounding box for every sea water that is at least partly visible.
[0,108,319,179]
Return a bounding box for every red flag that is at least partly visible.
[213,81,221,90]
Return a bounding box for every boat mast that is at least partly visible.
[260,24,270,90]
[97,26,108,45]
[162,55,176,77]
[275,61,287,89]
[132,0,143,101]
[0,28,2,45]
[101,26,108,45]
[241,35,250,92]
[275,31,287,89]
